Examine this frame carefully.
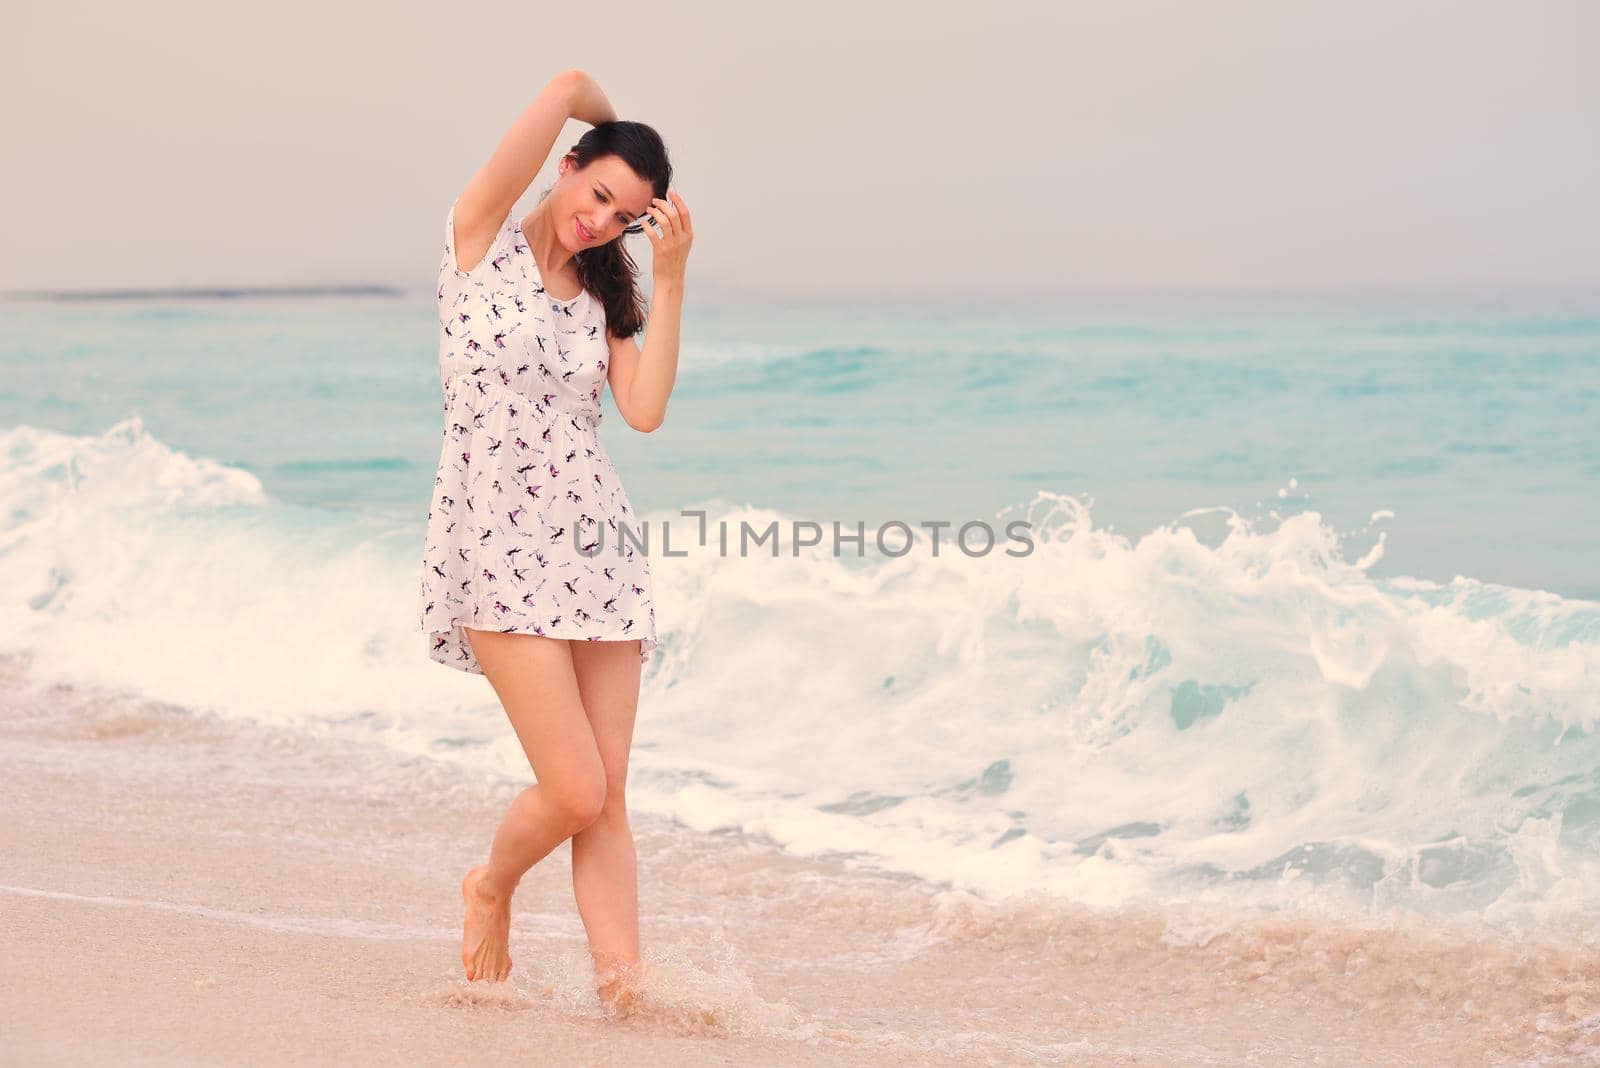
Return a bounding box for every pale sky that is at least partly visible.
[3,0,1596,298]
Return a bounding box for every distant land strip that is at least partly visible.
[0,285,405,301]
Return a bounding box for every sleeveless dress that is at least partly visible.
[418,200,658,673]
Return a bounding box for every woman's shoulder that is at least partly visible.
[441,201,517,283]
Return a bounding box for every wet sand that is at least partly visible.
[3,671,1597,1066]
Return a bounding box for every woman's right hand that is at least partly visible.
[560,69,618,126]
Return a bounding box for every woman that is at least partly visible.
[416,68,691,1008]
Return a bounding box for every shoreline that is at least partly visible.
[3,670,1595,1065]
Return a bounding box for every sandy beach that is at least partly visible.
[4,660,1598,1066]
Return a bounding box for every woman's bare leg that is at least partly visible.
[567,638,645,1009]
[459,628,607,982]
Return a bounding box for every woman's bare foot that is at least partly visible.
[460,864,513,981]
[596,976,639,1015]
[594,956,643,1015]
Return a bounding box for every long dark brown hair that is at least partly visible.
[537,121,672,340]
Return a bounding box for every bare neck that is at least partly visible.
[519,204,578,287]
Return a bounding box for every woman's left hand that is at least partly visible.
[640,190,693,287]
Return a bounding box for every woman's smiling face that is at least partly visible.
[558,153,656,250]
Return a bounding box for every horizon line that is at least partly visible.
[2,281,1597,304]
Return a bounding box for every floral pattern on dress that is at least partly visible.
[418,201,657,673]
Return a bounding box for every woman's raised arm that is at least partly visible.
[451,69,603,271]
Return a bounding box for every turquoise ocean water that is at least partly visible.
[3,287,1598,934]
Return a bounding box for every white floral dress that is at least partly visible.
[418,201,657,673]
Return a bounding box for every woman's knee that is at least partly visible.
[540,772,608,832]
